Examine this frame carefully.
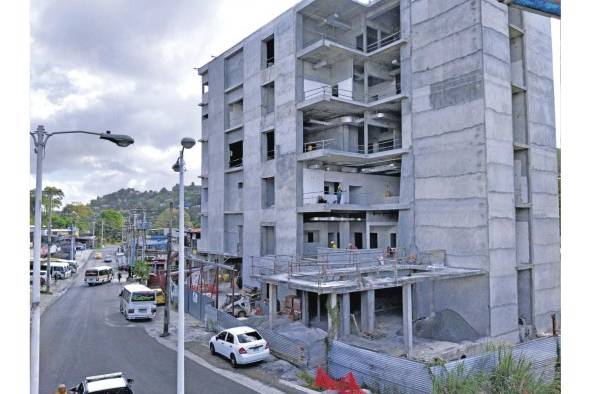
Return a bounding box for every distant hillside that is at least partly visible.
[89,183,201,227]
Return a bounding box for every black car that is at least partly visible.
[70,372,134,393]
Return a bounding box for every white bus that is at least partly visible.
[119,284,157,320]
[49,262,72,279]
[84,266,113,286]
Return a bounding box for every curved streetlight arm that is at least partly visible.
[30,129,134,148]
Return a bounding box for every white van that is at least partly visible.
[85,266,113,286]
[119,284,157,320]
[50,262,72,279]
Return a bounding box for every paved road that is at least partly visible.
[40,247,258,394]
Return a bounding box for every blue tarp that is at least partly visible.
[510,0,560,18]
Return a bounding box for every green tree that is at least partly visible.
[133,260,150,284]
[153,207,192,229]
[99,209,124,243]
[30,186,65,225]
[62,203,93,234]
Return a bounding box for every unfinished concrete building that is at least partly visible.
[197,0,559,355]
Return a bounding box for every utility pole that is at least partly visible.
[141,210,146,263]
[162,202,173,337]
[92,217,96,249]
[45,192,53,293]
[70,216,76,261]
[101,218,104,249]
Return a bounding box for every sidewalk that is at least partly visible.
[38,249,94,316]
[143,306,320,394]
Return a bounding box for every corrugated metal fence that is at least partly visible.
[328,336,560,394]
[186,289,315,368]
[328,340,433,394]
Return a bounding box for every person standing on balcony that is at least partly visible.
[336,185,343,204]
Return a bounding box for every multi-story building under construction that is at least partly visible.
[197,0,559,352]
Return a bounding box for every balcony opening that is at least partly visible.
[370,233,378,249]
[224,49,244,89]
[510,35,525,87]
[354,232,363,249]
[514,150,529,205]
[228,140,243,168]
[262,35,275,68]
[262,177,275,208]
[227,99,244,129]
[262,82,275,115]
[356,34,364,51]
[261,225,276,256]
[202,81,209,95]
[368,125,401,153]
[367,6,401,53]
[263,130,275,161]
[390,233,397,248]
[512,91,528,144]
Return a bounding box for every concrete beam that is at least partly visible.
[361,289,375,333]
[403,283,413,356]
[340,293,351,336]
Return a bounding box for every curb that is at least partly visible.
[151,333,286,394]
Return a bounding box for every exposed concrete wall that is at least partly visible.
[522,11,560,333]
[409,0,491,334]
[482,0,519,341]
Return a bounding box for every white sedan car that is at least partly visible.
[209,326,270,368]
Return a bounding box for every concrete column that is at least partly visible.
[316,293,321,324]
[339,221,351,247]
[340,293,351,336]
[402,284,413,356]
[269,284,277,329]
[363,110,369,154]
[361,289,375,333]
[302,291,310,327]
[327,292,338,336]
[261,281,268,300]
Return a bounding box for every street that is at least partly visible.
[39,247,259,394]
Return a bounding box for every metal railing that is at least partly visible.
[302,28,401,54]
[302,190,400,206]
[366,137,402,153]
[266,149,275,160]
[302,137,401,154]
[251,248,413,288]
[303,85,401,104]
[303,138,335,152]
[228,156,243,168]
[366,30,401,53]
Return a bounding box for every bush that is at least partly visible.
[431,344,561,394]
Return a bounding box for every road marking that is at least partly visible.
[151,334,287,394]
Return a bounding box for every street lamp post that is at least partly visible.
[172,137,195,394]
[29,125,133,394]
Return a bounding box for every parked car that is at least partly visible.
[95,252,103,259]
[69,372,134,393]
[209,326,269,368]
[103,255,113,263]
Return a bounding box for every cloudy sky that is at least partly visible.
[29,0,561,205]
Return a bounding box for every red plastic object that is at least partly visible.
[314,367,363,394]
